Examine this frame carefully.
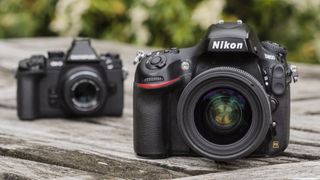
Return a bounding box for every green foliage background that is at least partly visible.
[0,0,319,63]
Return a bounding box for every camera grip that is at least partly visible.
[17,73,40,120]
[134,86,168,158]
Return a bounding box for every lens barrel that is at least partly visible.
[177,67,271,161]
[63,66,107,115]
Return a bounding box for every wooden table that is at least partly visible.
[0,38,319,179]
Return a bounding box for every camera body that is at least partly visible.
[134,21,298,161]
[17,39,125,120]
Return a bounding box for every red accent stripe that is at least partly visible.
[137,77,181,89]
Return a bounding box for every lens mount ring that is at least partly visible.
[71,78,100,110]
[177,67,271,161]
[63,67,107,115]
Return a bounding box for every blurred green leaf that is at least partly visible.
[0,0,319,63]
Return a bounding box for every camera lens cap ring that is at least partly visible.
[177,67,271,161]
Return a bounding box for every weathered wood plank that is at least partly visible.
[0,155,103,180]
[0,136,186,179]
[291,115,320,133]
[285,144,320,160]
[292,99,320,117]
[177,160,320,180]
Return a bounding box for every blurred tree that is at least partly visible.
[0,0,319,63]
[81,0,135,42]
[223,0,320,63]
[141,0,204,47]
[0,0,57,37]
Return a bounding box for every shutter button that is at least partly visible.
[150,56,162,65]
[146,56,166,69]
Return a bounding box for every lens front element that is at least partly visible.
[72,79,100,111]
[196,88,252,145]
[205,89,245,133]
[206,89,244,130]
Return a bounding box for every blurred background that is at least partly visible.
[0,0,319,64]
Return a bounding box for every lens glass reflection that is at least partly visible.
[72,79,99,111]
[195,88,252,145]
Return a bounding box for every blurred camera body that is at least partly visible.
[17,39,125,120]
[134,21,298,161]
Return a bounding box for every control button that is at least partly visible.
[49,88,58,98]
[146,55,167,69]
[181,61,190,71]
[150,56,162,65]
[27,55,45,70]
[272,64,286,96]
[18,59,29,70]
[290,65,299,83]
[134,50,146,65]
[270,97,278,112]
[273,65,285,78]
[49,88,56,94]
[273,82,285,94]
[49,88,59,107]
[262,41,287,57]
[170,47,179,53]
[156,59,166,68]
[48,51,65,59]
[262,69,268,75]
[143,76,164,83]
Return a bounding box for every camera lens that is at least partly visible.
[195,88,252,145]
[63,66,107,115]
[72,79,99,110]
[177,67,271,161]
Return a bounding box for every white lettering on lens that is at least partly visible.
[212,41,243,50]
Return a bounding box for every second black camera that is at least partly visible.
[17,39,126,120]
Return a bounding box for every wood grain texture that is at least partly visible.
[177,160,320,180]
[0,38,319,179]
[0,156,102,180]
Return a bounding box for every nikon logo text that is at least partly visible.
[212,41,243,50]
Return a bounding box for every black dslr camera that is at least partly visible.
[17,39,126,120]
[133,20,298,161]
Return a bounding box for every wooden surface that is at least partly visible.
[0,38,319,179]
